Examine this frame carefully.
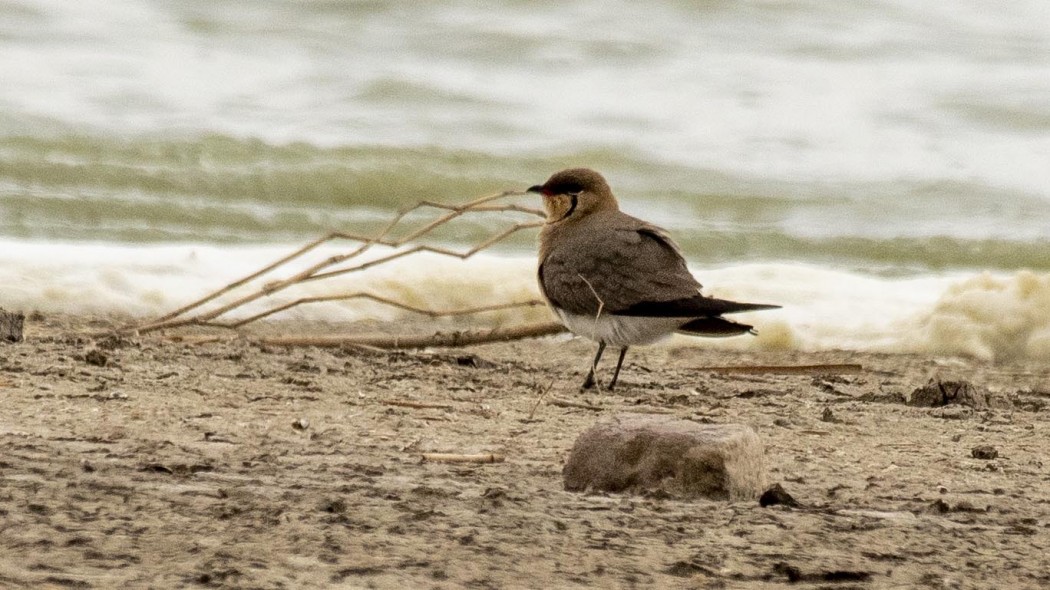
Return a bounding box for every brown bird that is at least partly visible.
[528,168,779,390]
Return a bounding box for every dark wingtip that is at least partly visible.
[726,302,782,313]
[677,316,755,337]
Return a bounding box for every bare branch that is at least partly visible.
[120,191,545,336]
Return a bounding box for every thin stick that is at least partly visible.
[527,380,556,421]
[166,334,238,345]
[238,195,539,303]
[221,295,546,328]
[134,223,541,334]
[577,274,605,320]
[421,453,505,464]
[548,398,604,411]
[305,221,543,283]
[383,400,455,410]
[577,273,607,391]
[698,364,864,375]
[144,232,338,325]
[620,407,676,414]
[258,321,567,349]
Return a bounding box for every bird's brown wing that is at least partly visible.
[540,225,704,316]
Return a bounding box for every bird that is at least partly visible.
[527,168,780,391]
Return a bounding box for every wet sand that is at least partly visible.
[1,314,1049,589]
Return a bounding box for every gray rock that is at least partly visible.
[563,414,765,500]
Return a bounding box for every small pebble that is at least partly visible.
[84,349,108,367]
[972,445,998,460]
[760,483,799,508]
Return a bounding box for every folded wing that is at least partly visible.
[540,221,779,327]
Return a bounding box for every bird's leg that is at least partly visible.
[581,341,606,390]
[608,347,628,390]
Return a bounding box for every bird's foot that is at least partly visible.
[580,374,596,390]
[581,372,608,393]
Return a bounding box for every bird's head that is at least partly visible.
[527,168,618,223]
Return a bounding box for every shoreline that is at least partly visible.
[2,313,1049,588]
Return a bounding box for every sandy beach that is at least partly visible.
[0,313,1048,589]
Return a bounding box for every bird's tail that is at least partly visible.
[677,316,756,337]
[676,299,780,337]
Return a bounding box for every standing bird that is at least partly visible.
[528,168,779,390]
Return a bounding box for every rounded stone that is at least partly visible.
[562,414,766,500]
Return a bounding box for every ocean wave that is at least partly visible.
[3,134,1048,273]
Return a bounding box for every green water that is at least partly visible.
[3,134,1048,275]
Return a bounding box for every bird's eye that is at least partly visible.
[557,182,584,196]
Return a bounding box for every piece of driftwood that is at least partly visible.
[258,321,567,349]
[697,364,863,375]
[421,453,505,464]
[0,309,25,343]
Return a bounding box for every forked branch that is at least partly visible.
[122,190,546,337]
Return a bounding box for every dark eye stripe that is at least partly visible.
[552,181,584,195]
[557,194,578,221]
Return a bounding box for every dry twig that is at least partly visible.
[383,400,456,411]
[526,380,556,421]
[122,191,545,336]
[220,296,546,329]
[548,398,604,412]
[258,321,566,349]
[697,364,863,375]
[421,453,505,464]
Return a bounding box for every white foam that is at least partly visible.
[0,239,546,325]
[689,263,961,354]
[915,271,1050,362]
[6,239,1047,361]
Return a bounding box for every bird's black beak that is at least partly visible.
[526,184,545,194]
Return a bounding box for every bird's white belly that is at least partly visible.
[555,309,684,347]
